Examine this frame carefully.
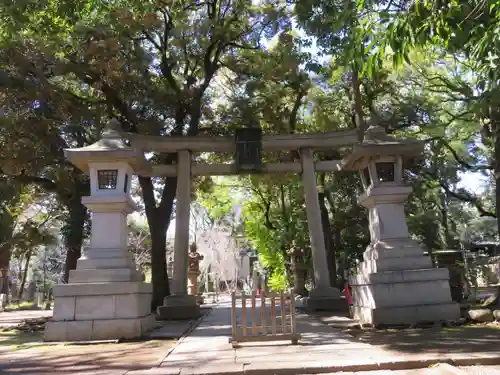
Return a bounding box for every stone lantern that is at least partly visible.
[341,125,459,326]
[167,255,174,287]
[289,241,308,296]
[45,119,156,342]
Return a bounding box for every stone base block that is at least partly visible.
[69,268,141,283]
[350,267,460,325]
[363,239,426,260]
[46,281,154,342]
[350,268,455,308]
[77,257,135,270]
[44,314,156,342]
[305,296,349,312]
[53,281,152,296]
[157,295,201,320]
[52,283,152,321]
[305,286,348,312]
[361,255,432,273]
[353,303,460,326]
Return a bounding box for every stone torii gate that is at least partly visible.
[45,119,458,341]
[127,126,357,318]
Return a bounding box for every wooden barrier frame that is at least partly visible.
[230,290,300,348]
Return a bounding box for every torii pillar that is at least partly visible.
[157,149,200,320]
[300,148,346,311]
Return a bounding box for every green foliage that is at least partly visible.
[197,182,237,224]
[0,0,297,305]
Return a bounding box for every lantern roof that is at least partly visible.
[64,119,151,174]
[341,123,424,171]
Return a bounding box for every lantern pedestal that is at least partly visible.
[187,270,199,296]
[45,195,156,341]
[45,284,156,342]
[350,270,460,326]
[348,185,460,326]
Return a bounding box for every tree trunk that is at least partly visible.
[322,180,344,288]
[352,68,365,140]
[318,191,336,287]
[150,225,170,310]
[17,250,32,300]
[139,176,176,311]
[325,191,343,288]
[440,190,453,249]
[0,244,11,295]
[492,105,500,238]
[62,195,87,283]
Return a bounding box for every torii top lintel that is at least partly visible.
[122,128,359,153]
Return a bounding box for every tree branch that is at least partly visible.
[424,170,496,218]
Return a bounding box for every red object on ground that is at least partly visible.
[344,284,353,305]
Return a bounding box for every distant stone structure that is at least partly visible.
[187,243,203,297]
[289,241,308,296]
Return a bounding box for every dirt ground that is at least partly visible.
[0,330,175,375]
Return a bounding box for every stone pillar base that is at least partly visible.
[44,282,156,342]
[350,268,460,326]
[156,295,201,320]
[305,286,348,312]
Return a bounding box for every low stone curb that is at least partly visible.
[15,339,120,348]
[153,306,214,368]
[174,306,212,342]
[126,354,500,375]
[147,307,213,340]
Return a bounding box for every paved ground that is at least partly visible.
[159,298,393,374]
[1,299,500,374]
[458,365,500,374]
[314,311,500,361]
[309,368,500,374]
[152,296,500,375]
[312,366,500,374]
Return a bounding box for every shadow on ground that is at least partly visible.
[356,325,500,355]
[314,310,500,356]
[0,340,175,375]
[0,330,45,349]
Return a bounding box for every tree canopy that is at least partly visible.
[0,0,497,302]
